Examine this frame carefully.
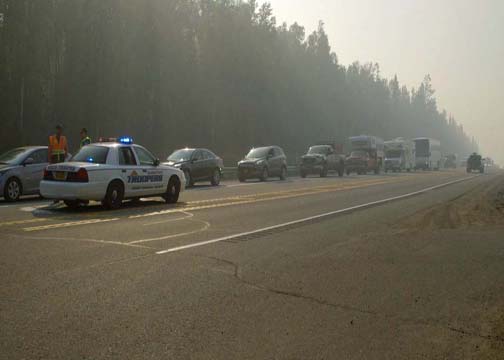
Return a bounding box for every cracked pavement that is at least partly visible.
[1,171,504,359]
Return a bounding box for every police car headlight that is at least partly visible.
[256,160,266,166]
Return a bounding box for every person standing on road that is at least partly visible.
[79,128,92,148]
[48,124,68,164]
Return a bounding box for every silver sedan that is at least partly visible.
[0,146,49,202]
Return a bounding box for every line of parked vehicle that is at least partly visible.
[0,135,483,207]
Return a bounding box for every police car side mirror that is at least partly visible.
[23,157,34,166]
[154,158,160,167]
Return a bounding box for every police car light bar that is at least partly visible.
[119,136,134,144]
[97,136,134,144]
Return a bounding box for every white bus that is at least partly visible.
[414,138,442,170]
[384,138,415,172]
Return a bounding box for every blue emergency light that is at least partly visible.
[119,136,134,144]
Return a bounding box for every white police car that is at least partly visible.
[40,137,185,209]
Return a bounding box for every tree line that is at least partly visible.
[0,0,478,163]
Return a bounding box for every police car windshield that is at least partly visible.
[308,146,329,155]
[246,148,269,159]
[0,148,28,165]
[72,146,109,164]
[168,149,194,162]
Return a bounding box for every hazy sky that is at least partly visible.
[266,0,504,163]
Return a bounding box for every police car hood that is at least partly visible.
[47,162,102,172]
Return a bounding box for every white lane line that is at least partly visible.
[156,175,479,255]
[224,182,276,188]
[24,218,120,232]
[142,211,194,226]
[129,220,211,244]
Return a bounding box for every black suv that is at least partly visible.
[238,146,288,182]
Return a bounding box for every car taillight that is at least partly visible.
[43,169,53,180]
[67,168,89,183]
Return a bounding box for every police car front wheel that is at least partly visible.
[102,181,124,210]
[164,176,181,204]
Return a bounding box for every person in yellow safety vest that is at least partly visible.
[80,128,92,148]
[48,124,68,164]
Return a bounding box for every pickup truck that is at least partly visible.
[300,144,345,178]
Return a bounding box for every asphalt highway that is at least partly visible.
[1,170,504,359]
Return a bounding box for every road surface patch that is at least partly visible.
[156,175,478,255]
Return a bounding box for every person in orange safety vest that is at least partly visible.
[48,124,68,164]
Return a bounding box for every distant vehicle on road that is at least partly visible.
[466,153,484,173]
[0,146,49,202]
[165,148,223,188]
[414,138,441,170]
[346,135,384,175]
[40,137,185,209]
[384,138,415,172]
[238,146,287,182]
[300,143,345,178]
[444,154,458,169]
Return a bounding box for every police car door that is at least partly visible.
[118,146,141,198]
[133,145,165,196]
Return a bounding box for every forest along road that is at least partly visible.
[1,170,504,359]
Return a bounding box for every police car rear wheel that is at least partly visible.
[4,178,21,202]
[164,176,180,204]
[102,181,124,210]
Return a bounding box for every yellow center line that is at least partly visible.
[130,178,404,219]
[185,178,401,205]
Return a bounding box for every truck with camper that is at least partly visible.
[346,135,385,175]
[384,138,415,172]
[414,138,442,170]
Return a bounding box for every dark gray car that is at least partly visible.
[164,148,224,188]
[0,146,49,201]
[238,146,287,182]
